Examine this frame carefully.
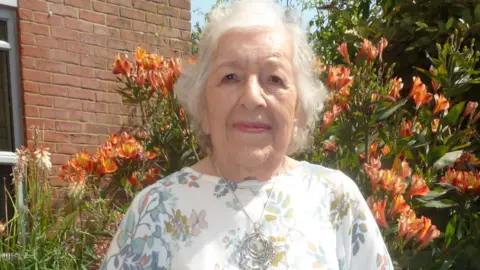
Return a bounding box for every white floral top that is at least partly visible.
[102,161,394,270]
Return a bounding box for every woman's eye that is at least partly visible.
[269,75,283,85]
[222,74,236,82]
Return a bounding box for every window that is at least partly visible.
[0,5,21,223]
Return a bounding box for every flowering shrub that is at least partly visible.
[304,31,480,268]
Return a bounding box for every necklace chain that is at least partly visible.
[210,157,283,229]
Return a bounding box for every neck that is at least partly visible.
[209,154,290,183]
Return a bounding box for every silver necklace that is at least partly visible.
[211,157,283,270]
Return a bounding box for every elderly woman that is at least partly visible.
[102,1,393,269]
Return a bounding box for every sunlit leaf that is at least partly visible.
[442,101,466,126]
[433,150,463,170]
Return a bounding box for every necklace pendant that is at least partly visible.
[238,229,276,270]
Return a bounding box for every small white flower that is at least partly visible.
[34,146,52,170]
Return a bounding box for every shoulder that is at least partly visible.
[299,162,360,193]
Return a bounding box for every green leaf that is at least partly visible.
[433,150,463,170]
[418,199,458,208]
[117,231,129,248]
[446,17,454,30]
[422,189,448,200]
[442,101,466,126]
[131,238,146,255]
[264,215,277,222]
[125,211,136,233]
[474,4,480,21]
[445,215,456,247]
[428,146,449,165]
[376,99,408,120]
[415,21,428,31]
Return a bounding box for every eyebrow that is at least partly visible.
[211,60,243,74]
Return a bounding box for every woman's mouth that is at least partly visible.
[233,122,272,133]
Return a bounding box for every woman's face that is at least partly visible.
[202,27,297,167]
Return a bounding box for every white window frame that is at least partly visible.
[0,6,22,165]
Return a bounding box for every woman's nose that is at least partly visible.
[239,76,267,110]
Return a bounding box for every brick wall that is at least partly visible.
[18,0,191,185]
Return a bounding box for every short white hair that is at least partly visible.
[175,0,327,154]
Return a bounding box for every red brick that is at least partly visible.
[180,9,190,21]
[33,12,64,26]
[169,0,189,9]
[48,3,78,18]
[180,31,191,41]
[25,106,40,117]
[93,24,120,38]
[21,56,36,69]
[171,39,189,51]
[66,41,95,56]
[83,123,110,134]
[70,134,97,144]
[158,27,180,39]
[107,81,122,92]
[160,5,180,17]
[80,55,107,69]
[134,0,156,13]
[132,21,156,33]
[39,107,69,120]
[120,7,145,21]
[69,111,96,122]
[96,92,122,103]
[146,34,169,46]
[96,113,122,125]
[68,88,95,101]
[80,10,106,24]
[19,8,34,21]
[66,64,94,78]
[108,103,135,115]
[93,1,119,16]
[50,153,70,165]
[95,69,117,81]
[120,29,145,42]
[20,33,35,45]
[158,46,176,57]
[25,93,53,106]
[79,33,106,46]
[23,69,51,83]
[21,45,50,59]
[54,98,82,110]
[19,0,48,12]
[55,121,82,133]
[36,36,66,50]
[82,101,108,113]
[51,27,78,41]
[65,17,94,33]
[106,0,132,8]
[20,21,50,36]
[146,13,167,25]
[43,131,69,143]
[65,0,91,9]
[23,81,38,93]
[107,39,133,51]
[52,74,81,87]
[37,59,67,74]
[26,118,55,130]
[57,143,85,155]
[38,84,69,97]
[169,18,190,31]
[106,15,132,29]
[81,78,108,91]
[94,46,117,60]
[51,50,80,64]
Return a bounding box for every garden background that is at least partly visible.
[1,0,480,269]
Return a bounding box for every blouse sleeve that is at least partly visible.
[331,170,394,270]
[101,185,172,270]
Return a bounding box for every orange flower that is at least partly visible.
[405,218,425,243]
[367,45,378,62]
[144,151,157,159]
[112,54,132,75]
[464,101,478,118]
[408,175,430,197]
[326,66,353,91]
[144,168,160,182]
[128,172,140,187]
[336,42,350,64]
[179,108,185,121]
[118,138,141,159]
[135,47,147,66]
[381,145,391,156]
[400,120,413,137]
[169,58,182,79]
[409,77,432,109]
[359,39,373,57]
[387,77,403,101]
[323,139,337,152]
[380,169,400,191]
[392,157,412,179]
[398,209,416,240]
[99,156,118,175]
[429,66,441,92]
[431,118,440,134]
[321,111,335,133]
[371,199,388,228]
[473,111,480,124]
[364,163,380,191]
[378,37,388,61]
[417,224,440,250]
[388,195,410,219]
[109,134,121,147]
[433,94,449,114]
[392,177,408,197]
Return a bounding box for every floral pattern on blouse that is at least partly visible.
[101,161,394,270]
